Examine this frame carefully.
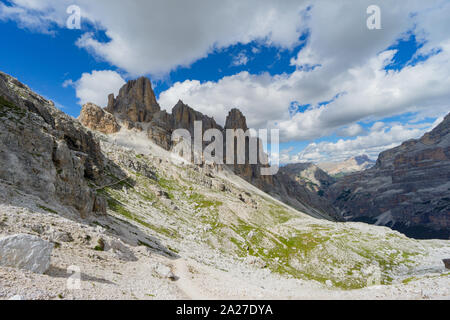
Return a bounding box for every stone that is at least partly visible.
[157,190,171,199]
[105,239,137,262]
[443,259,450,269]
[0,234,53,274]
[79,102,121,134]
[50,230,74,243]
[154,263,176,280]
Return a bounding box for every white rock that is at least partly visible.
[105,238,137,262]
[325,280,333,287]
[8,295,23,300]
[154,263,176,280]
[0,234,53,274]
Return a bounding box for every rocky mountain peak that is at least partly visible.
[106,76,160,122]
[171,100,222,134]
[353,154,372,165]
[225,108,248,131]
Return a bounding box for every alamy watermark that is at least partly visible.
[66,265,81,290]
[66,5,81,30]
[367,5,381,30]
[170,121,280,176]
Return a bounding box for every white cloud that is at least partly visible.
[337,123,365,137]
[281,121,436,164]
[3,0,450,161]
[1,0,310,76]
[231,52,249,67]
[66,70,125,107]
[160,43,450,141]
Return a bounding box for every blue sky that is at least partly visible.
[1,1,449,163]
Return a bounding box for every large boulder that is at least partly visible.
[444,259,450,269]
[0,234,53,274]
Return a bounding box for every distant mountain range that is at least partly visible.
[327,115,450,239]
[318,155,376,177]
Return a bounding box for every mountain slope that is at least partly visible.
[80,77,334,221]
[0,71,449,299]
[328,115,450,239]
[268,163,340,221]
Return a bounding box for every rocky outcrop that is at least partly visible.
[0,234,53,274]
[224,108,274,188]
[444,259,450,269]
[79,103,120,134]
[147,110,174,149]
[328,113,450,239]
[106,77,160,122]
[0,71,106,217]
[172,100,222,135]
[318,155,375,177]
[225,108,248,131]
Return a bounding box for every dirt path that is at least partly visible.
[171,258,217,300]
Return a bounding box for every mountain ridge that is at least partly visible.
[0,70,449,299]
[328,115,450,239]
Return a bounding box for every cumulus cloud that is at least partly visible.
[231,51,249,67]
[1,0,310,76]
[66,70,125,107]
[160,44,450,141]
[280,121,436,164]
[337,123,365,137]
[3,0,450,160]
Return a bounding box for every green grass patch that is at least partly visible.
[107,197,178,238]
[0,96,26,119]
[37,205,58,214]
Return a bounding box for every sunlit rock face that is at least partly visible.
[106,76,160,123]
[79,102,121,135]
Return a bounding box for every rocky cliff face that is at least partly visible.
[0,72,107,217]
[223,108,273,188]
[79,103,121,135]
[172,100,222,134]
[225,108,249,131]
[106,77,160,122]
[328,114,450,239]
[78,77,335,221]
